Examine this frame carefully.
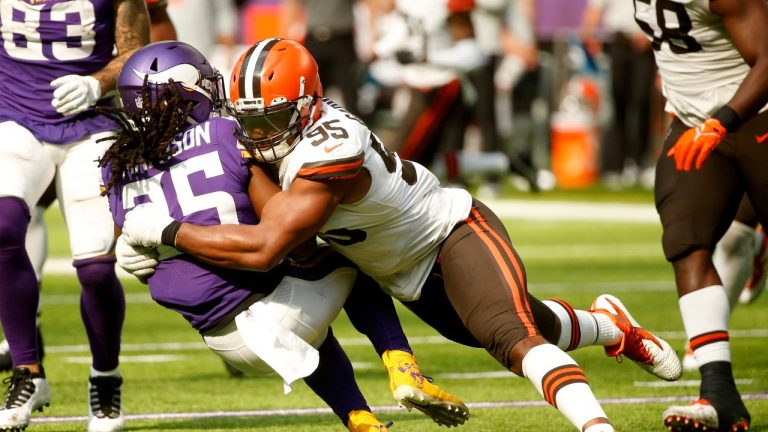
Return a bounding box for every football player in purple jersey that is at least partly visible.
[0,1,150,430]
[100,40,468,432]
[0,0,177,377]
[122,39,684,432]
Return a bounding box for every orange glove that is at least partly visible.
[667,118,727,171]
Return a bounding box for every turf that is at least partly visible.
[14,195,768,431]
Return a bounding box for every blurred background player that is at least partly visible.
[0,1,150,431]
[635,0,768,429]
[281,0,366,117]
[580,0,656,190]
[166,0,240,81]
[380,0,488,186]
[0,0,176,379]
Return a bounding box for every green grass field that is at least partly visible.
[21,190,768,431]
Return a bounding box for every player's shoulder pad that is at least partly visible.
[294,106,366,181]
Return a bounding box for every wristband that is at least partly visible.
[161,220,183,247]
[712,105,741,132]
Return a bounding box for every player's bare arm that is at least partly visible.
[246,164,320,262]
[174,174,357,271]
[92,0,150,93]
[247,164,281,219]
[712,0,768,119]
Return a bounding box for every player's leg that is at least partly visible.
[433,200,613,432]
[0,121,55,428]
[714,196,759,308]
[657,116,750,432]
[740,224,767,304]
[739,225,768,304]
[345,270,468,426]
[0,200,48,373]
[536,294,682,381]
[52,132,125,432]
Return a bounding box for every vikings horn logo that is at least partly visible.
[132,64,202,93]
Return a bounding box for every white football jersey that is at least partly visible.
[278,99,473,300]
[634,0,766,126]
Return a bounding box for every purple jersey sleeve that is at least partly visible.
[0,0,119,144]
[103,117,281,331]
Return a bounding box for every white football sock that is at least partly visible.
[522,344,611,431]
[679,286,731,366]
[543,299,622,350]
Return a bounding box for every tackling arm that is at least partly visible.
[173,176,351,271]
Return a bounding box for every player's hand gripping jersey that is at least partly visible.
[0,0,118,143]
[276,99,473,301]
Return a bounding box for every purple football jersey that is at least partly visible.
[0,0,118,144]
[103,117,282,332]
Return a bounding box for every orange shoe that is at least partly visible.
[592,295,682,381]
[382,350,469,427]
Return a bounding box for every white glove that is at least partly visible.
[50,74,101,116]
[115,235,159,279]
[122,203,176,248]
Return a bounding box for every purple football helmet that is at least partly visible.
[117,41,224,123]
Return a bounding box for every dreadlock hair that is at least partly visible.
[98,78,193,196]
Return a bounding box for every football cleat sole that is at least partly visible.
[393,385,469,427]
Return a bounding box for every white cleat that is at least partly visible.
[681,342,698,372]
[592,294,683,381]
[663,400,720,431]
[87,375,124,432]
[0,367,51,431]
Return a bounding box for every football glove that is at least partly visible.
[115,235,159,280]
[122,202,175,248]
[667,118,726,171]
[50,74,101,116]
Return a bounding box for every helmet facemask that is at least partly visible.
[230,93,315,163]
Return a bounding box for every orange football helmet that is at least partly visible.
[229,38,323,162]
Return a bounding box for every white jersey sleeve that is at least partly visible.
[278,99,473,301]
[634,0,766,126]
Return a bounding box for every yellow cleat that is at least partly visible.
[382,350,469,427]
[347,409,391,432]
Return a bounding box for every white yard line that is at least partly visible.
[30,393,768,425]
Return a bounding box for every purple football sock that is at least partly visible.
[0,197,40,366]
[303,328,368,425]
[344,273,412,356]
[75,256,125,372]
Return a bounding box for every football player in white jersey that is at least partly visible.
[121,38,684,432]
[634,0,768,429]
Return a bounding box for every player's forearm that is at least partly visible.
[94,0,150,92]
[729,62,768,122]
[174,223,284,272]
[717,0,768,121]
